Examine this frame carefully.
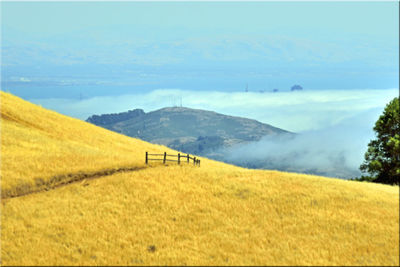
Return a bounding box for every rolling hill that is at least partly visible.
[86,106,291,156]
[0,92,173,198]
[1,91,399,266]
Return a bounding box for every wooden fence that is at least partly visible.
[145,152,200,166]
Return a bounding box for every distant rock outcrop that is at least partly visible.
[291,85,303,91]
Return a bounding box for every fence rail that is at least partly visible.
[145,152,200,166]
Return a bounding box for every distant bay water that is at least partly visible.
[2,68,395,100]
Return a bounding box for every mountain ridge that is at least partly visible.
[86,106,293,155]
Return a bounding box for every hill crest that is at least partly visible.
[86,106,292,155]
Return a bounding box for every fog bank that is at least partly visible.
[217,107,384,178]
[31,88,397,132]
[30,88,398,178]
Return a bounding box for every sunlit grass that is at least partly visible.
[1,91,399,265]
[0,92,175,197]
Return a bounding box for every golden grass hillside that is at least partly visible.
[1,91,399,265]
[0,91,183,197]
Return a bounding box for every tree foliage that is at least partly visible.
[360,97,400,184]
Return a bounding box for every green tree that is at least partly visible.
[360,97,400,184]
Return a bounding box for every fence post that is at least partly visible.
[178,153,180,164]
[163,152,166,164]
[193,156,196,166]
[187,154,189,164]
[145,151,148,164]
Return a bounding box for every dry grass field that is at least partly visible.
[1,91,399,265]
[0,92,175,198]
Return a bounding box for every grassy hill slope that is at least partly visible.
[0,92,178,197]
[1,92,399,265]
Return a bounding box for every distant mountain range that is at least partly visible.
[86,107,292,156]
[4,25,397,96]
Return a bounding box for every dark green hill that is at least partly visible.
[86,107,292,155]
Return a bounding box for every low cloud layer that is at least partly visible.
[218,107,384,178]
[31,88,397,132]
[30,88,398,179]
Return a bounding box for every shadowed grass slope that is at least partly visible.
[1,91,399,265]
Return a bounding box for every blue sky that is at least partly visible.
[2,1,398,39]
[1,1,399,98]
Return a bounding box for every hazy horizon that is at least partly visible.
[2,1,399,98]
[1,1,399,179]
